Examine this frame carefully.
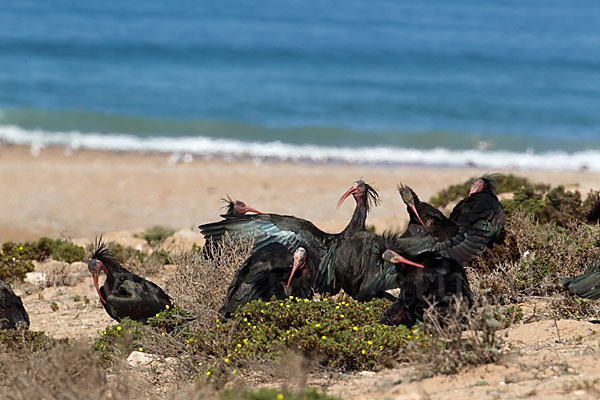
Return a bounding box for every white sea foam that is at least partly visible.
[1,124,599,171]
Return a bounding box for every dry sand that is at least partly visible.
[4,144,600,399]
[1,143,599,243]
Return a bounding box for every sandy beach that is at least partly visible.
[1,143,599,243]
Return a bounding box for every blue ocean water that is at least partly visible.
[1,0,599,169]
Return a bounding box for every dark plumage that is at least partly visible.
[562,253,600,300]
[87,238,172,323]
[0,279,29,330]
[586,198,600,224]
[380,249,472,327]
[200,180,485,303]
[220,244,315,317]
[397,184,490,265]
[202,196,262,259]
[449,176,506,245]
[201,180,381,298]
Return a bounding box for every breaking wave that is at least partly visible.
[1,124,599,171]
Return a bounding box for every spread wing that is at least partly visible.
[388,226,489,265]
[200,213,335,258]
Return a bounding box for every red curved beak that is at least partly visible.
[468,185,477,196]
[245,205,262,214]
[382,249,424,269]
[337,186,356,209]
[409,204,428,231]
[91,262,108,304]
[285,257,304,295]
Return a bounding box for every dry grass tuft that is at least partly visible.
[166,233,254,329]
[0,341,146,400]
[403,295,504,378]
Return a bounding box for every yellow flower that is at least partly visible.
[224,358,229,363]
[367,340,373,345]
[165,304,169,310]
[303,299,309,303]
[379,345,383,350]
[315,323,320,328]
[155,313,160,317]
[289,295,293,299]
[340,314,344,318]
[280,303,284,307]
[237,343,242,348]
[206,371,211,376]
[139,347,143,352]
[117,326,121,331]
[161,332,165,336]
[340,289,344,293]
[98,329,102,334]
[323,298,328,301]
[361,350,366,354]
[261,309,264,313]
[186,340,190,343]
[352,326,358,331]
[321,335,326,340]
[252,326,256,330]
[243,317,247,322]
[247,322,251,326]
[243,338,248,343]
[277,394,284,400]
[335,306,340,310]
[365,307,369,311]
[103,330,107,335]
[198,362,203,366]
[265,302,270,306]
[232,369,237,374]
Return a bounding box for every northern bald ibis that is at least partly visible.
[450,177,506,245]
[88,238,172,323]
[200,180,474,301]
[0,279,29,330]
[219,244,315,318]
[379,249,472,327]
[562,253,600,300]
[397,184,489,265]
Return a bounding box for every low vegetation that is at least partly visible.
[135,225,176,245]
[0,237,84,282]
[3,174,600,398]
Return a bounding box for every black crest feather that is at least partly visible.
[220,194,236,215]
[90,235,124,271]
[363,182,381,211]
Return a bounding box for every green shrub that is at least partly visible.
[194,296,427,371]
[0,242,35,282]
[136,225,175,245]
[222,387,340,400]
[147,306,191,332]
[93,318,143,365]
[0,238,85,282]
[33,237,85,263]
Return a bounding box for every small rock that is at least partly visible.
[127,351,158,367]
[24,272,47,285]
